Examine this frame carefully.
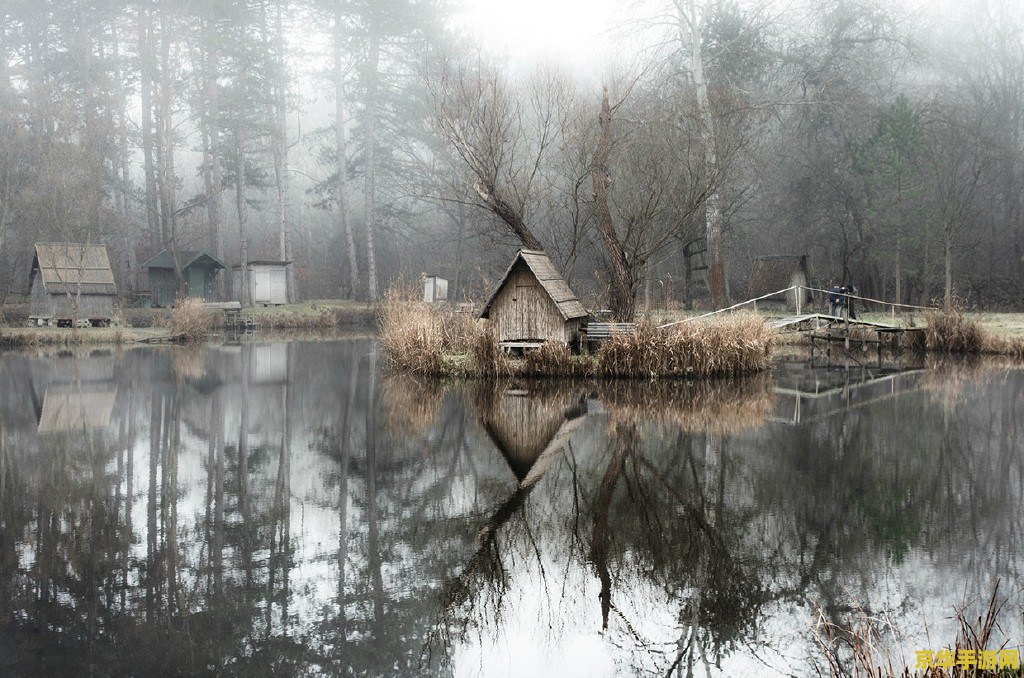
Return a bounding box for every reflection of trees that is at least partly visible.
[2,347,1023,676]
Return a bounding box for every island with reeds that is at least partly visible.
[379,288,776,379]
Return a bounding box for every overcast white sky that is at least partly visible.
[458,0,626,71]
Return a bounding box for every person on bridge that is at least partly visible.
[845,284,859,320]
[827,283,843,317]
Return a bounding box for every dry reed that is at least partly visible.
[594,314,775,379]
[378,286,482,375]
[907,307,1024,358]
[813,579,1023,677]
[170,297,213,342]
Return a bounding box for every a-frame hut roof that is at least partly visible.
[479,249,588,321]
[142,250,226,270]
[747,254,810,297]
[31,243,117,296]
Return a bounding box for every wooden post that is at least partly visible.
[796,286,802,315]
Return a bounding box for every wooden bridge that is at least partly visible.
[660,285,932,351]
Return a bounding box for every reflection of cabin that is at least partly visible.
[479,250,588,349]
[251,343,288,384]
[233,260,289,306]
[29,243,117,326]
[143,250,226,307]
[747,255,812,312]
[37,386,117,433]
[481,390,588,486]
[423,275,448,303]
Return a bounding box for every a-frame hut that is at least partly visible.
[28,243,118,326]
[747,254,812,312]
[478,249,588,348]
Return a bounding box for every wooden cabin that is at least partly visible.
[480,389,588,487]
[747,254,812,312]
[233,260,290,306]
[28,243,118,326]
[422,275,448,303]
[143,250,226,307]
[478,249,588,349]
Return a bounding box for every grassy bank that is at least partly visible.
[379,291,775,379]
[0,326,170,348]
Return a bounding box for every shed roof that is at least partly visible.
[747,255,809,297]
[231,259,292,269]
[32,243,117,296]
[142,250,226,270]
[479,249,588,321]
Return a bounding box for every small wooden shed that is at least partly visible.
[143,250,226,307]
[423,275,448,303]
[233,260,290,306]
[29,243,118,326]
[478,249,588,348]
[747,255,812,312]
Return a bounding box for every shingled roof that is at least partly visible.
[479,249,588,321]
[142,250,226,270]
[32,243,117,296]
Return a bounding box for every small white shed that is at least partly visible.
[234,260,290,306]
[423,275,448,303]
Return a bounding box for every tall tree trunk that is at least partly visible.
[111,24,136,296]
[363,31,380,301]
[334,6,359,298]
[234,126,250,305]
[156,0,179,293]
[204,23,226,299]
[590,88,635,321]
[138,7,160,246]
[681,0,727,309]
[272,0,296,302]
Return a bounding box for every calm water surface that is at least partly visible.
[1,339,1022,676]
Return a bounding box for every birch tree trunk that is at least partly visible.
[203,21,226,299]
[333,6,360,298]
[137,7,160,246]
[679,0,728,309]
[363,31,380,301]
[234,126,250,306]
[268,0,296,302]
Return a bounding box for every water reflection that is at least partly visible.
[0,340,1021,676]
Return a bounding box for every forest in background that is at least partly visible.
[1,0,1023,316]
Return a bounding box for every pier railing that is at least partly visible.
[658,285,940,329]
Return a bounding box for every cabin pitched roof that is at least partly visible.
[479,249,588,321]
[31,243,117,296]
[142,250,226,271]
[747,254,809,297]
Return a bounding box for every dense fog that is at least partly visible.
[2,0,1023,312]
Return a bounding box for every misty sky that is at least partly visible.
[460,0,622,69]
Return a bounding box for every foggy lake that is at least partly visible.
[1,338,1022,676]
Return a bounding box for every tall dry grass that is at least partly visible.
[378,286,482,375]
[594,315,775,379]
[170,297,212,342]
[813,580,1022,677]
[908,307,1024,358]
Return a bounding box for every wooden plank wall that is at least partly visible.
[489,264,576,343]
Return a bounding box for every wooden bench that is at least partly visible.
[582,322,637,351]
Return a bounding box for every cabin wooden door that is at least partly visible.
[187,267,205,299]
[515,284,541,339]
